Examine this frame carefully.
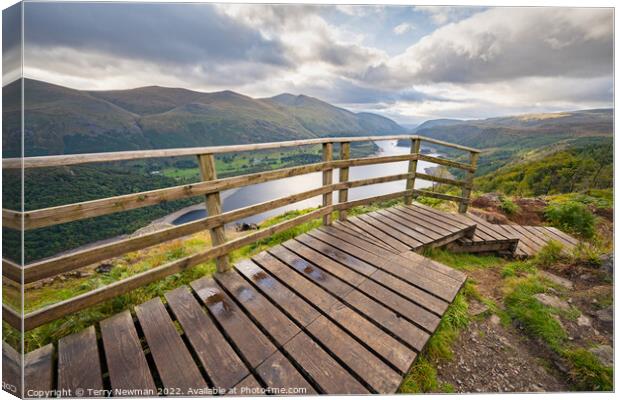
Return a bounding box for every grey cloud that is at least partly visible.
[368,8,613,87]
[24,2,290,68]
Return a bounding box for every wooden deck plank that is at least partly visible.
[253,251,417,374]
[395,205,464,234]
[283,332,368,394]
[58,326,103,394]
[378,208,445,240]
[290,235,378,277]
[346,217,411,252]
[372,209,439,243]
[214,270,300,346]
[235,259,321,327]
[100,311,157,394]
[385,207,454,237]
[499,224,539,255]
[255,349,318,394]
[191,277,277,369]
[396,250,468,282]
[310,228,461,301]
[25,344,54,396]
[357,213,424,248]
[333,221,396,252]
[270,244,430,352]
[307,316,402,393]
[404,203,472,230]
[232,374,262,395]
[164,287,250,389]
[236,259,402,392]
[546,227,579,246]
[135,298,207,393]
[301,230,455,314]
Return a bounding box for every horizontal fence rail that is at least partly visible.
[2,134,479,330]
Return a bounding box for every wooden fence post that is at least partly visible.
[322,142,333,225]
[404,138,420,205]
[458,151,479,213]
[338,142,350,221]
[197,153,229,272]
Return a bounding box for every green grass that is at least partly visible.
[423,248,503,271]
[499,195,520,215]
[563,348,613,391]
[504,274,567,351]
[502,268,613,391]
[501,260,537,278]
[400,285,471,393]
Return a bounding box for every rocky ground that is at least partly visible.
[436,261,613,393]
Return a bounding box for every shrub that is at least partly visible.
[544,201,596,238]
[499,196,520,215]
[533,240,565,268]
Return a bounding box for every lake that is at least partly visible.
[171,140,442,226]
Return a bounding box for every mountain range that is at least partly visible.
[2,79,405,157]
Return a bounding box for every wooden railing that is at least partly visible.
[2,135,480,330]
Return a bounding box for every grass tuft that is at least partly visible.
[563,348,613,391]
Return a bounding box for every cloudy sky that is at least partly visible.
[12,1,615,124]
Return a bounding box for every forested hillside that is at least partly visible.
[475,137,612,196]
[2,79,405,157]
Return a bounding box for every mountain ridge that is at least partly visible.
[2,79,406,157]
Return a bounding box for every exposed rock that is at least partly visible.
[471,193,502,208]
[470,209,511,224]
[96,263,114,274]
[599,253,613,274]
[490,314,501,325]
[577,315,591,327]
[590,345,613,367]
[595,306,613,323]
[468,300,489,316]
[539,271,573,290]
[235,222,259,232]
[533,293,570,310]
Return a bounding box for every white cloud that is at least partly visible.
[393,22,414,35]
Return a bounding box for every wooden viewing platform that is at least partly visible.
[2,135,579,396]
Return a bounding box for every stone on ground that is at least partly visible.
[539,271,574,289]
[589,345,613,367]
[533,293,570,310]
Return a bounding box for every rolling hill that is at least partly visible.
[2,79,406,157]
[410,109,613,176]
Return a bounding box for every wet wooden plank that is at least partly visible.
[100,311,156,394]
[235,259,320,327]
[58,326,103,394]
[256,349,317,394]
[214,270,300,346]
[271,244,431,346]
[164,287,249,389]
[135,298,206,393]
[306,316,401,393]
[254,252,416,374]
[25,344,54,396]
[394,205,462,234]
[289,235,377,277]
[283,331,368,394]
[269,245,353,298]
[191,277,277,368]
